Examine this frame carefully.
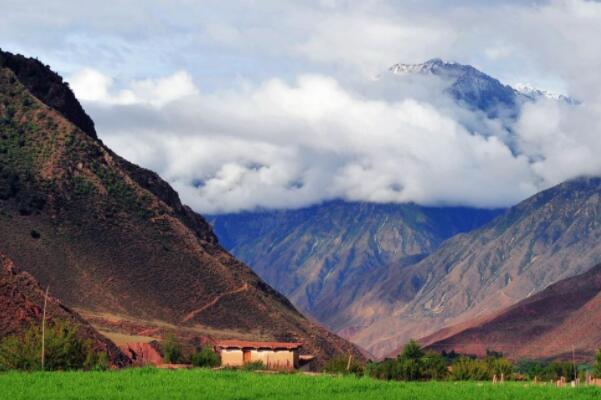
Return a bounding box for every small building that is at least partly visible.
[215,340,303,370]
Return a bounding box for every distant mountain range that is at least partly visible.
[0,48,363,367]
[209,202,502,330]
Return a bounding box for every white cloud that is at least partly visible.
[69,69,197,106]
[6,0,601,213]
[72,69,541,213]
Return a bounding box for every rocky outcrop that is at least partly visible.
[0,48,97,138]
[121,341,163,366]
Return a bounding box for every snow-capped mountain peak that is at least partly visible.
[389,58,448,75]
[514,83,577,104]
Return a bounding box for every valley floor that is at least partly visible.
[1,369,601,400]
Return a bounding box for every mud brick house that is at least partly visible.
[215,340,304,370]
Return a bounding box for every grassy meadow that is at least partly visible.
[1,368,601,400]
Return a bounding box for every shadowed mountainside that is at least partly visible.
[209,203,502,331]
[0,49,363,367]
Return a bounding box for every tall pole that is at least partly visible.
[572,345,577,382]
[41,286,49,371]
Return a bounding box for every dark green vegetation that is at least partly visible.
[0,321,108,371]
[190,346,220,368]
[161,334,183,364]
[2,369,601,400]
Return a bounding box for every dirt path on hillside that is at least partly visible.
[181,283,249,323]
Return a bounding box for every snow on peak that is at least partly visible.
[514,83,577,104]
[389,58,451,75]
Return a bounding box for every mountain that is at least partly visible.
[348,177,601,358]
[0,49,363,367]
[0,253,129,366]
[389,58,521,117]
[423,263,601,361]
[209,202,502,334]
[389,59,576,116]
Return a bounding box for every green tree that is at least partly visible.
[161,334,183,364]
[594,348,601,378]
[0,320,107,371]
[421,351,448,380]
[191,346,220,368]
[400,340,425,360]
[451,357,490,381]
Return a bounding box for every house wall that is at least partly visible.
[220,349,244,366]
[250,349,296,369]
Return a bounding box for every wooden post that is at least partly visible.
[346,354,352,371]
[500,373,504,383]
[572,346,577,383]
[492,374,497,384]
[41,286,49,371]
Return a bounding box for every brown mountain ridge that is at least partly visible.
[423,263,601,361]
[0,49,363,367]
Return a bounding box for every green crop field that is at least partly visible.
[1,368,601,400]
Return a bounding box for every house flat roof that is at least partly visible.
[215,340,303,350]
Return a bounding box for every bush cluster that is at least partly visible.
[191,346,220,368]
[366,340,448,381]
[323,355,364,375]
[161,334,183,364]
[0,320,108,371]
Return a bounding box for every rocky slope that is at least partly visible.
[351,177,601,358]
[0,253,129,366]
[0,49,363,367]
[209,203,501,331]
[423,263,601,361]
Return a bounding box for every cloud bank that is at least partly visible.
[4,0,601,213]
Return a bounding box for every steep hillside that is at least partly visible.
[209,203,501,330]
[0,49,363,367]
[0,253,129,366]
[348,177,601,357]
[424,264,601,361]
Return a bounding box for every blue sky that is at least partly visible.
[2,0,601,213]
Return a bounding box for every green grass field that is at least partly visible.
[1,368,601,400]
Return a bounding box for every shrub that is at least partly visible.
[191,346,220,368]
[243,360,265,371]
[0,320,108,371]
[323,355,364,375]
[421,351,449,380]
[161,334,183,364]
[401,340,425,360]
[451,357,490,381]
[594,348,601,378]
[487,356,513,378]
